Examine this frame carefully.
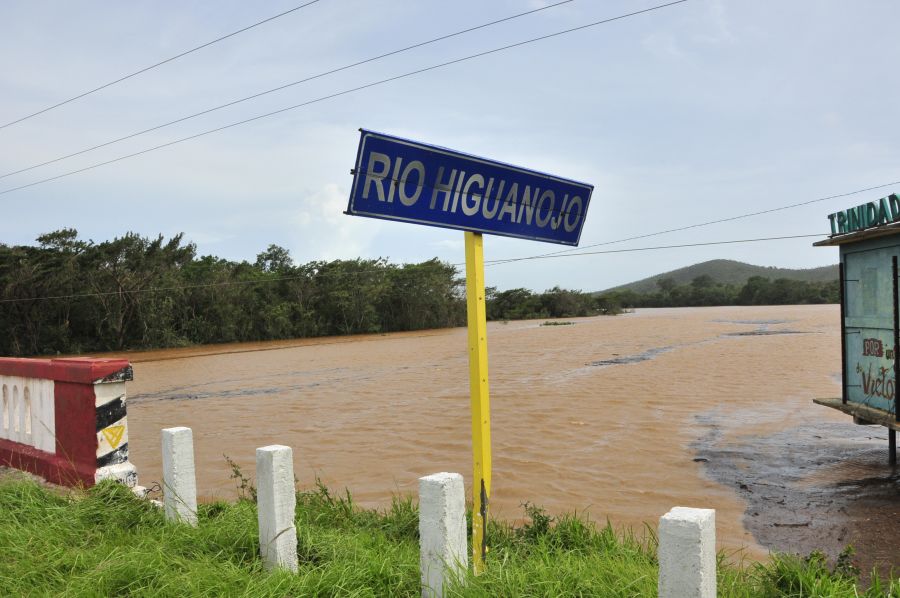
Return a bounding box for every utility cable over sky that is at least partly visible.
[0,0,324,130]
[2,1,889,295]
[489,180,900,265]
[0,0,689,197]
[0,0,576,181]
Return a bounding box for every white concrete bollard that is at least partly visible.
[658,507,717,598]
[256,445,298,573]
[419,472,467,598]
[161,426,198,526]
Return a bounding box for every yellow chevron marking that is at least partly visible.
[102,425,125,449]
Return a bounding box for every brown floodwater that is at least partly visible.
[107,305,898,572]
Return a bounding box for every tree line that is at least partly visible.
[0,230,614,356]
[598,274,839,309]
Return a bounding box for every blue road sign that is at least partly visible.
[346,130,593,246]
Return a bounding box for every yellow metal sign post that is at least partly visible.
[464,231,492,574]
[347,130,594,576]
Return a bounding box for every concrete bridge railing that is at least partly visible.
[1,374,54,453]
[0,357,137,487]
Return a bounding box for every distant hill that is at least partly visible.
[600,259,838,294]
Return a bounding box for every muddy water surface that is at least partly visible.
[116,305,899,571]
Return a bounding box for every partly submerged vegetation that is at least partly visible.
[603,259,838,295]
[0,230,611,356]
[0,476,896,596]
[1,230,842,356]
[598,274,839,310]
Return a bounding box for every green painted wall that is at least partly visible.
[842,236,900,414]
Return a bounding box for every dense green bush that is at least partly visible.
[598,275,839,311]
[0,230,614,356]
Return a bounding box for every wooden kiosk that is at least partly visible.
[814,194,900,465]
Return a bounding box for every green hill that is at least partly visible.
[601,259,837,294]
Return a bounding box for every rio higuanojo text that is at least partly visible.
[346,130,594,246]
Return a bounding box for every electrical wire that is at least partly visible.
[0,0,324,131]
[0,231,826,304]
[0,273,310,304]
[487,180,900,266]
[484,233,826,264]
[0,0,575,181]
[0,260,460,304]
[0,0,689,197]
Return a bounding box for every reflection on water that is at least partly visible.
[111,305,867,562]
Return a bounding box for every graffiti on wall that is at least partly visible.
[857,363,895,401]
[856,337,897,404]
[863,337,884,357]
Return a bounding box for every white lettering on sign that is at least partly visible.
[362,152,391,202]
[359,152,586,233]
[461,174,484,216]
[565,196,584,232]
[399,161,425,206]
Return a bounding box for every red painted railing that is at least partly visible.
[0,357,136,487]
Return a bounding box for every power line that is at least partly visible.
[0,268,405,304]
[0,0,690,197]
[484,233,826,264]
[0,0,324,131]
[0,0,575,181]
[487,180,900,266]
[0,231,826,304]
[0,257,466,305]
[0,273,306,304]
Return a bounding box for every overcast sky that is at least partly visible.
[2,0,898,291]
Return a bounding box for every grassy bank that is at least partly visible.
[0,477,896,597]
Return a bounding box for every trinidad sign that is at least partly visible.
[828,193,900,235]
[346,129,594,574]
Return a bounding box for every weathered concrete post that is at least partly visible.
[256,445,298,572]
[161,426,197,526]
[658,507,717,598]
[419,472,467,597]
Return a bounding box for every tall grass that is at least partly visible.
[0,476,895,597]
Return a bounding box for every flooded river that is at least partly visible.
[117,305,899,572]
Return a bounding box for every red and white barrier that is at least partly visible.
[0,357,137,487]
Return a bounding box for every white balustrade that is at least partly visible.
[0,376,55,453]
